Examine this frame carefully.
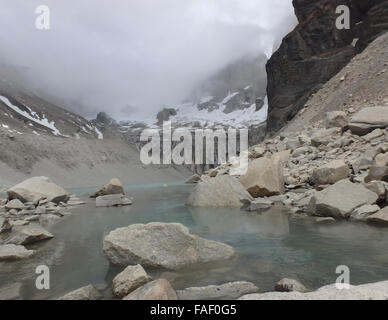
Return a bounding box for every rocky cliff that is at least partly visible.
[266,0,388,132]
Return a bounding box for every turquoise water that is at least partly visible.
[2,181,388,299]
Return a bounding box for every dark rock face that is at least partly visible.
[266,0,388,132]
[156,108,177,125]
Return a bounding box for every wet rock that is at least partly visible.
[90,178,124,198]
[186,175,253,208]
[239,281,388,300]
[239,157,285,198]
[248,199,273,212]
[95,194,132,207]
[7,176,69,204]
[367,207,388,226]
[312,160,349,185]
[123,279,177,300]
[0,283,22,300]
[350,205,381,222]
[112,265,152,298]
[103,222,235,269]
[349,107,388,136]
[177,281,259,300]
[6,225,54,245]
[185,174,201,184]
[275,278,308,293]
[315,217,336,224]
[58,285,100,300]
[0,244,35,261]
[308,180,378,219]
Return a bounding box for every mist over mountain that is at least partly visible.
[0,0,297,121]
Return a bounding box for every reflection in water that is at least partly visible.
[1,182,388,299]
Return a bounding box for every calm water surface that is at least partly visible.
[2,181,388,299]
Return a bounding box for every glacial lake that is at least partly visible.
[2,181,388,300]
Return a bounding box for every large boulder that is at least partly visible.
[239,157,285,198]
[367,207,388,226]
[103,222,235,269]
[90,178,124,198]
[96,194,132,207]
[312,160,349,185]
[112,265,152,298]
[176,282,259,300]
[308,179,378,219]
[349,107,388,135]
[7,177,69,204]
[186,175,253,208]
[0,244,35,261]
[58,285,100,300]
[6,225,54,245]
[123,279,177,300]
[239,281,388,300]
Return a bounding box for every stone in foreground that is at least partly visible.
[6,225,54,245]
[186,175,253,208]
[112,265,152,298]
[239,157,284,198]
[5,199,24,211]
[91,178,124,198]
[177,281,259,300]
[365,166,388,183]
[0,244,35,261]
[123,279,177,300]
[239,280,388,300]
[96,194,132,207]
[58,285,100,300]
[7,176,69,204]
[308,179,378,219]
[275,278,308,293]
[103,222,235,269]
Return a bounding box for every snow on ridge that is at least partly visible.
[94,126,104,140]
[0,95,61,136]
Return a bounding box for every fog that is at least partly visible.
[0,0,297,120]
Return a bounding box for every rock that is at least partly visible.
[250,145,266,158]
[239,157,285,198]
[350,205,381,222]
[90,178,124,198]
[275,278,308,293]
[375,153,388,167]
[123,279,177,300]
[6,225,54,245]
[362,129,384,142]
[367,207,388,226]
[239,280,388,300]
[349,107,388,135]
[364,181,388,202]
[351,157,374,174]
[5,199,24,211]
[10,220,29,227]
[156,108,177,126]
[0,283,22,300]
[185,174,201,184]
[365,166,388,183]
[312,160,349,185]
[34,206,46,215]
[112,265,152,298]
[67,200,86,206]
[7,177,69,204]
[0,217,11,233]
[325,111,348,129]
[95,194,132,207]
[103,222,235,269]
[186,175,253,208]
[315,217,336,224]
[0,244,35,261]
[39,214,62,228]
[247,199,273,212]
[308,180,378,219]
[310,128,340,147]
[58,285,100,300]
[177,281,259,300]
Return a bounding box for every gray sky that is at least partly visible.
[0,0,297,120]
